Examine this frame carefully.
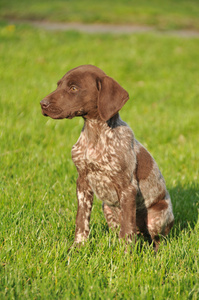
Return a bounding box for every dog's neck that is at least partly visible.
[83,113,120,144]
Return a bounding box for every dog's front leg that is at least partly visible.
[119,186,137,243]
[74,175,94,246]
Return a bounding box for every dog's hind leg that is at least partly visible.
[147,195,174,251]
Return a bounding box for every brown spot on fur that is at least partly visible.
[136,146,153,181]
[151,200,168,212]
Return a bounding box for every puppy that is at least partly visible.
[40,65,174,251]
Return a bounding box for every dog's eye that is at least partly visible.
[70,86,78,92]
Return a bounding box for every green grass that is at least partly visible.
[0,22,199,299]
[1,0,199,30]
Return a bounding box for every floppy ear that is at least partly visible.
[97,76,129,121]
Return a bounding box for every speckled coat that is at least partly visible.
[41,65,174,251]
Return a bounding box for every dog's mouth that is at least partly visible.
[66,115,73,119]
[40,104,64,119]
[41,106,86,120]
[41,108,49,117]
[41,108,71,119]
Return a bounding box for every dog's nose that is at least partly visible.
[40,99,49,109]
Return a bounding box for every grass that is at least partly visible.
[1,0,199,30]
[0,21,199,299]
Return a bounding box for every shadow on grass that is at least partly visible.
[169,184,199,233]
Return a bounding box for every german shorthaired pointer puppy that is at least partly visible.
[40,65,174,251]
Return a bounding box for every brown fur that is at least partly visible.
[136,146,153,181]
[40,64,174,251]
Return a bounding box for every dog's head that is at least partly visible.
[40,65,129,121]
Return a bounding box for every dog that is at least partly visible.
[40,65,174,251]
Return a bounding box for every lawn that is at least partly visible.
[0,12,199,300]
[1,0,199,30]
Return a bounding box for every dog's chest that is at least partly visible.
[72,130,131,205]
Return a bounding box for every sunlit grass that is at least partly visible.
[0,23,199,299]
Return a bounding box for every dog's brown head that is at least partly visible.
[40,65,129,121]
